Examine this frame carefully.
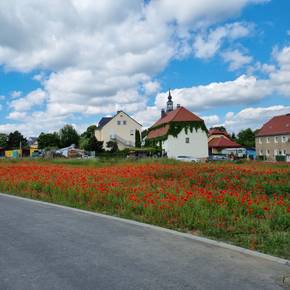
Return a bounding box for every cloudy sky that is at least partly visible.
[0,0,289,136]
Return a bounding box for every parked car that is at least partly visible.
[176,156,201,163]
[208,155,229,161]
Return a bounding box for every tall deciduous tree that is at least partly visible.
[59,125,80,148]
[38,132,60,149]
[80,125,103,153]
[7,131,28,149]
[237,128,255,148]
[0,133,8,148]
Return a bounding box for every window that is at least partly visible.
[123,120,127,125]
[266,149,270,156]
[266,137,270,143]
[282,136,288,143]
[185,137,190,143]
[274,136,278,143]
[258,138,262,144]
[279,150,282,155]
[117,121,121,125]
[259,150,263,156]
[283,149,287,155]
[274,149,278,156]
[130,130,134,136]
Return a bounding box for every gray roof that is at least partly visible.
[98,117,112,128]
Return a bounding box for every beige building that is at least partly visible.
[95,111,142,151]
[255,114,290,161]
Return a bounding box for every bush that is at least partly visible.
[276,155,286,162]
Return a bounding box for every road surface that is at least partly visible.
[0,193,289,290]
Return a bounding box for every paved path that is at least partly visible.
[0,194,289,290]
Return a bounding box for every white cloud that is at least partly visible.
[193,22,252,59]
[224,105,290,132]
[155,44,290,115]
[10,91,22,98]
[132,106,161,128]
[143,81,160,95]
[221,49,253,70]
[10,89,47,112]
[0,0,271,135]
[155,75,269,111]
[7,111,27,120]
[202,115,220,128]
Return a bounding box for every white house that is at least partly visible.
[147,92,208,160]
[95,111,142,150]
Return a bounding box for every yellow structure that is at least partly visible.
[5,150,21,158]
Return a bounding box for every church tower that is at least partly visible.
[166,89,173,112]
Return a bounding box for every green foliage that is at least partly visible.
[0,133,8,148]
[38,132,60,149]
[59,125,80,148]
[141,129,148,139]
[147,121,207,144]
[276,155,286,162]
[7,131,28,149]
[106,141,118,152]
[135,130,141,148]
[237,128,255,148]
[80,125,103,153]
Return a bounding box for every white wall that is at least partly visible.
[95,112,142,150]
[162,128,208,159]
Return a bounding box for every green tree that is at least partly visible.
[237,128,255,148]
[38,132,60,149]
[141,129,148,139]
[80,125,103,152]
[231,133,237,141]
[7,131,28,149]
[59,125,80,148]
[135,130,141,148]
[0,133,8,148]
[210,126,227,132]
[106,141,118,152]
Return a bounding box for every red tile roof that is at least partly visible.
[208,136,241,148]
[147,107,204,140]
[256,114,290,137]
[208,128,229,137]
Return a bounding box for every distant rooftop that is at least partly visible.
[256,114,290,137]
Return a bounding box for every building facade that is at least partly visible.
[255,114,290,161]
[95,111,142,151]
[208,128,241,155]
[146,92,208,160]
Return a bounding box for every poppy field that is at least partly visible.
[0,159,289,258]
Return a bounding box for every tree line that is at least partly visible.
[0,125,256,152]
[0,124,142,153]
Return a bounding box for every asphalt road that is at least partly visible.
[0,194,289,290]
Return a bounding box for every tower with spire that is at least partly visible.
[166,89,173,112]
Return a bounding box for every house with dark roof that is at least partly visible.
[146,91,208,160]
[95,111,142,150]
[255,113,290,161]
[208,128,241,155]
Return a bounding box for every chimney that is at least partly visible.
[177,104,181,108]
[161,108,166,118]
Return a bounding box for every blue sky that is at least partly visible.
[0,0,289,136]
